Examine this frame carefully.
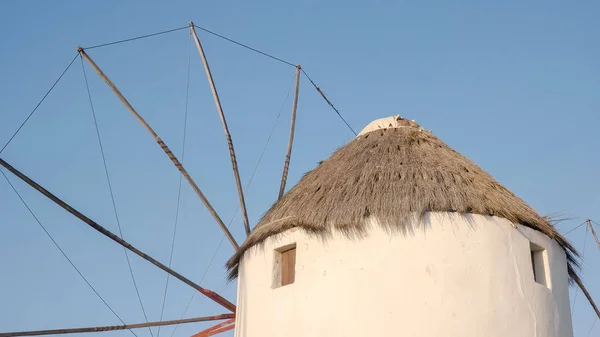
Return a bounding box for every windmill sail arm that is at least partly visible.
[0,314,234,337]
[0,158,235,313]
[189,22,251,237]
[77,47,240,251]
[278,65,301,200]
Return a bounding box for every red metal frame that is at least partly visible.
[191,319,235,337]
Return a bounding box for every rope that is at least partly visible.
[80,57,153,337]
[0,53,79,154]
[157,32,193,337]
[0,170,138,337]
[83,26,189,50]
[168,78,294,337]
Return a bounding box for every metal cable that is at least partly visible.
[300,68,356,135]
[84,26,189,50]
[193,24,296,67]
[587,318,597,337]
[190,23,355,136]
[168,78,294,337]
[1,53,79,154]
[157,32,193,337]
[80,57,153,337]
[2,25,356,158]
[564,221,588,235]
[0,170,138,337]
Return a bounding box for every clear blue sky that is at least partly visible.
[1,0,599,336]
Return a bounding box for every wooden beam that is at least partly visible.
[278,65,301,200]
[77,47,239,251]
[0,157,235,313]
[0,314,234,337]
[588,219,600,249]
[189,22,251,237]
[571,267,600,320]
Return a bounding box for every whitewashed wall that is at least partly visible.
[234,213,573,337]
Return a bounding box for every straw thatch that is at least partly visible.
[226,116,580,284]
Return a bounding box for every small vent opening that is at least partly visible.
[530,242,551,289]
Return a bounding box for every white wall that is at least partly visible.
[234,213,573,337]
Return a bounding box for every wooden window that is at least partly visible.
[273,244,296,288]
[281,247,296,286]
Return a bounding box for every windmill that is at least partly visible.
[1,21,598,337]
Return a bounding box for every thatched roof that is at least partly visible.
[226,116,580,284]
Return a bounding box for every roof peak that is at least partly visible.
[358,115,428,137]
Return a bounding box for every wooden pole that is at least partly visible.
[570,219,600,320]
[571,268,600,320]
[0,314,234,337]
[188,22,251,237]
[0,157,235,313]
[77,47,239,251]
[587,219,600,249]
[586,219,600,318]
[278,65,301,200]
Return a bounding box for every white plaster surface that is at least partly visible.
[234,213,573,337]
[357,115,424,136]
